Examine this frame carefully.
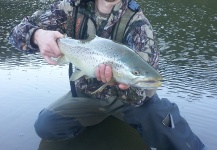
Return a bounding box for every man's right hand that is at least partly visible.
[33,29,64,65]
[96,64,130,90]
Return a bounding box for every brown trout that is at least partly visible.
[57,36,162,92]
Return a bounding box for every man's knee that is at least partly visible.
[123,94,205,149]
[34,108,85,140]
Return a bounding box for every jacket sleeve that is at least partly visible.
[116,9,159,106]
[9,0,71,53]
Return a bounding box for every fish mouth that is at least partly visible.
[132,79,162,88]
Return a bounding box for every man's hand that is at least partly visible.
[95,64,130,90]
[33,29,64,65]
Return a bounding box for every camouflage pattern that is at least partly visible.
[9,0,159,106]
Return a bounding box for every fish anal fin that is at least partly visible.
[70,70,84,81]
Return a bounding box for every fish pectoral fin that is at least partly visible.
[91,79,115,94]
[91,83,109,94]
[57,55,69,65]
[70,70,84,81]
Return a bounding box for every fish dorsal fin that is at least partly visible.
[80,35,97,44]
[69,70,85,81]
[90,34,98,39]
[63,34,68,38]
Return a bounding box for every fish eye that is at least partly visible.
[132,71,140,76]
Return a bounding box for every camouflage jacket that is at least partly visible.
[9,0,159,106]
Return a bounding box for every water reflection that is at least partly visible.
[0,0,217,150]
[142,0,217,101]
[38,116,150,150]
[0,0,43,67]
